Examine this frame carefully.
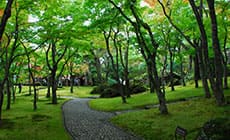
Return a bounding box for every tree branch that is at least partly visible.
[157,0,197,48]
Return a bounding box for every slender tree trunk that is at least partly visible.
[223,60,228,89]
[152,55,168,114]
[124,46,130,97]
[188,55,193,72]
[140,48,155,93]
[46,75,51,98]
[30,69,37,110]
[207,0,225,105]
[178,45,186,86]
[28,72,32,95]
[95,55,102,84]
[70,74,74,93]
[103,28,127,103]
[90,49,103,85]
[22,41,37,110]
[51,68,58,104]
[197,47,211,98]
[180,61,186,86]
[169,47,175,91]
[12,81,16,102]
[118,29,130,97]
[161,55,168,94]
[194,53,200,88]
[222,22,228,89]
[6,78,11,110]
[0,85,4,122]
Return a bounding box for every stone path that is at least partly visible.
[62,98,142,140]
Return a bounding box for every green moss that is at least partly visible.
[89,82,230,139]
[0,96,70,140]
[111,98,230,140]
[89,84,229,111]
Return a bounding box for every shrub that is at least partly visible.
[90,83,146,98]
[90,84,108,94]
[196,117,230,140]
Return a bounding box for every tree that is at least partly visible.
[108,0,168,114]
[103,24,127,103]
[206,0,225,105]
[45,40,68,104]
[21,41,38,110]
[0,0,16,121]
[158,0,226,105]
[0,0,13,40]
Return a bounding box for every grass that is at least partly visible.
[88,83,230,140]
[0,96,70,140]
[111,97,230,140]
[0,86,94,140]
[89,84,212,111]
[1,84,229,139]
[18,85,95,98]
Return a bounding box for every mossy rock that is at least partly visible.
[196,117,230,140]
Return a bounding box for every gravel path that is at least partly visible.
[62,98,141,140]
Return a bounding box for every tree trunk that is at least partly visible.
[194,53,200,88]
[207,0,225,105]
[51,69,58,104]
[140,48,155,93]
[70,74,74,93]
[223,61,228,89]
[0,85,4,121]
[12,82,16,102]
[95,55,102,84]
[46,76,51,98]
[6,78,11,110]
[180,61,186,86]
[179,46,186,86]
[124,36,130,98]
[28,73,32,95]
[152,57,168,114]
[189,0,212,98]
[223,20,228,89]
[118,30,131,98]
[132,2,168,113]
[169,47,175,91]
[197,47,211,98]
[0,0,13,40]
[103,28,127,103]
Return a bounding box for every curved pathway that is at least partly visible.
[62,98,141,140]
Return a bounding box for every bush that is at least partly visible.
[90,83,147,98]
[129,84,146,94]
[90,84,108,94]
[196,117,230,140]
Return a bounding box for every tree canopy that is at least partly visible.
[0,0,229,120]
